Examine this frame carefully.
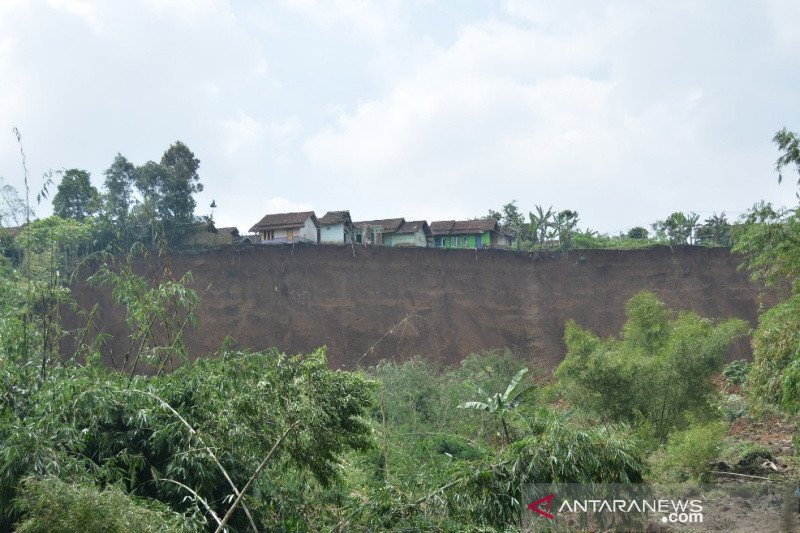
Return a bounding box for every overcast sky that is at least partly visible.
[1,0,798,234]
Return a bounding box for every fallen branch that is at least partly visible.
[713,471,773,481]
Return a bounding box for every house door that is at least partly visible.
[287,229,294,242]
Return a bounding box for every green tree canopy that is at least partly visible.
[102,153,136,225]
[52,169,99,221]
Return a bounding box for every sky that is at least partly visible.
[0,0,799,234]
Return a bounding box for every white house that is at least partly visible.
[249,211,319,244]
[318,210,352,244]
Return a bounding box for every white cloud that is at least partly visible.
[262,196,313,215]
[46,0,105,33]
[303,3,799,228]
[281,0,404,40]
[222,110,265,155]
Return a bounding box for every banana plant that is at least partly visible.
[458,368,533,445]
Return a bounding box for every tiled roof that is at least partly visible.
[353,218,405,233]
[319,210,351,225]
[249,211,317,232]
[430,218,499,235]
[395,220,431,235]
[216,227,240,236]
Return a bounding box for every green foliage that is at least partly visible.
[747,294,800,409]
[103,153,136,228]
[0,347,374,530]
[88,253,200,374]
[556,291,747,441]
[432,416,645,529]
[732,202,800,289]
[695,212,732,246]
[52,169,100,221]
[458,367,534,445]
[627,226,649,239]
[650,421,728,482]
[652,211,700,244]
[722,359,750,386]
[14,477,197,533]
[773,127,800,186]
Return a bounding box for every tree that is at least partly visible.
[160,141,203,228]
[529,205,555,245]
[556,292,746,441]
[131,142,204,243]
[733,128,800,411]
[773,127,800,186]
[695,213,731,246]
[627,227,649,240]
[52,169,99,221]
[489,201,526,249]
[102,154,136,226]
[554,209,579,249]
[652,211,698,244]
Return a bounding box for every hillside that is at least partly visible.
[67,244,770,372]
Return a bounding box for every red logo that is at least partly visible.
[528,493,555,519]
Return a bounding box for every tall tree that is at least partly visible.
[131,142,204,242]
[652,212,698,244]
[102,154,136,226]
[695,213,731,246]
[52,169,99,221]
[160,141,203,228]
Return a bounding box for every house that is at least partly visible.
[249,211,319,244]
[352,218,431,247]
[216,227,240,242]
[180,224,240,246]
[318,211,352,244]
[391,220,432,247]
[430,219,512,249]
[352,218,405,245]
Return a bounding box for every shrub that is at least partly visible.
[723,359,751,386]
[651,421,728,482]
[556,292,747,441]
[748,294,800,410]
[14,477,197,533]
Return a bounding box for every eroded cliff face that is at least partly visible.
[66,244,768,372]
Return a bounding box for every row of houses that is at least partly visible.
[247,210,513,249]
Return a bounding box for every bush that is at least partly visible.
[748,294,800,410]
[556,292,747,441]
[723,359,751,386]
[651,421,728,482]
[14,477,197,533]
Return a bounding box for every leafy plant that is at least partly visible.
[458,367,534,445]
[723,359,750,386]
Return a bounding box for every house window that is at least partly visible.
[266,230,275,240]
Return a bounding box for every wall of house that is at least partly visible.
[390,231,428,247]
[66,245,774,373]
[437,234,480,249]
[320,223,346,244]
[300,218,318,242]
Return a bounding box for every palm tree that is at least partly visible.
[458,368,533,445]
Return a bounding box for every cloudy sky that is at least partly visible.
[1,0,798,234]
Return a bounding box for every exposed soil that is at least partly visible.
[64,244,776,372]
